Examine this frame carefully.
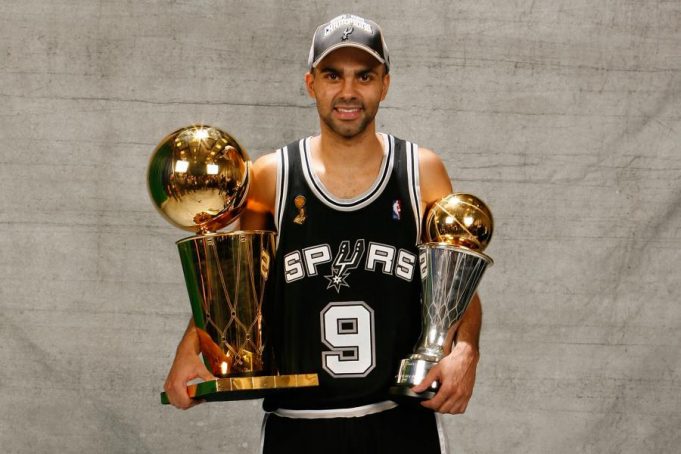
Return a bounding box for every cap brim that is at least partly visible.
[311,42,386,69]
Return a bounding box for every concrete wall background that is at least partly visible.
[1,1,679,452]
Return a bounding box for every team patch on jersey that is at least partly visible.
[392,199,402,220]
[293,195,307,224]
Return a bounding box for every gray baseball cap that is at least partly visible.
[308,14,390,73]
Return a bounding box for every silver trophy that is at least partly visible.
[390,193,494,400]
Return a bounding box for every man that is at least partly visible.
[164,14,482,453]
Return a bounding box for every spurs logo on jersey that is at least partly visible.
[283,240,417,291]
[324,240,365,292]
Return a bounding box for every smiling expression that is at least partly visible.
[306,47,390,139]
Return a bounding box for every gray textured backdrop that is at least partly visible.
[1,1,680,453]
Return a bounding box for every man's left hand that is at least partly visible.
[411,342,479,414]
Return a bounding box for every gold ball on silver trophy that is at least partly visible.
[147,125,251,234]
[425,193,493,251]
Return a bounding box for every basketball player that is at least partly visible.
[164,14,482,453]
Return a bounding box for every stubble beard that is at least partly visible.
[320,101,378,139]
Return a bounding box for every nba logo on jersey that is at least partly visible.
[392,199,401,220]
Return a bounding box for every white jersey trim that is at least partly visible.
[436,413,448,454]
[259,412,269,454]
[272,400,397,419]
[406,141,422,244]
[300,133,394,212]
[274,146,289,248]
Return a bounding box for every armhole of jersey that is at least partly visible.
[406,141,422,244]
[274,146,289,249]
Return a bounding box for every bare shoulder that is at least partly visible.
[252,152,278,184]
[418,147,453,206]
[241,152,278,229]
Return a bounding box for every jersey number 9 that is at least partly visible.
[320,302,376,378]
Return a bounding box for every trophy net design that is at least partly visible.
[178,232,272,377]
[391,193,494,401]
[148,125,318,403]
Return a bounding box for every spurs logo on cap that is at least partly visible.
[341,26,354,41]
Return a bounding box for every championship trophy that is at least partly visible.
[390,193,494,401]
[147,125,318,403]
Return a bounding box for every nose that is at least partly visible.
[339,77,358,100]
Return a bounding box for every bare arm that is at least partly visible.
[240,152,278,230]
[164,152,278,409]
[411,147,483,414]
[417,147,453,213]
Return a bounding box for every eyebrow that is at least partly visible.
[317,65,378,75]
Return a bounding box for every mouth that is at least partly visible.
[333,105,363,120]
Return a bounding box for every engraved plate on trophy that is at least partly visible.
[147,125,318,403]
[390,193,494,401]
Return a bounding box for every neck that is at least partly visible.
[308,122,386,199]
[315,122,383,167]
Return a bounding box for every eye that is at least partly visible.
[358,72,374,82]
[325,72,340,81]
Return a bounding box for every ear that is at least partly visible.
[304,71,316,99]
[380,73,391,101]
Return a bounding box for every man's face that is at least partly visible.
[305,47,390,139]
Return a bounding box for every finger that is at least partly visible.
[163,381,178,408]
[438,395,462,414]
[420,395,442,411]
[450,401,467,415]
[171,382,192,409]
[420,383,453,411]
[411,366,440,394]
[186,399,206,409]
[440,400,462,415]
[448,395,471,415]
[420,392,445,411]
[440,388,473,414]
[444,386,472,414]
[175,396,192,409]
[197,364,216,382]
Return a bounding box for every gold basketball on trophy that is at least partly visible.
[425,193,493,251]
[147,125,251,234]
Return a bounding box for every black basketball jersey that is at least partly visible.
[263,133,424,411]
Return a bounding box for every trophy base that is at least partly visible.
[394,357,437,387]
[388,384,436,403]
[160,373,319,404]
[389,358,439,404]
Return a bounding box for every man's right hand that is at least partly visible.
[163,351,215,410]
